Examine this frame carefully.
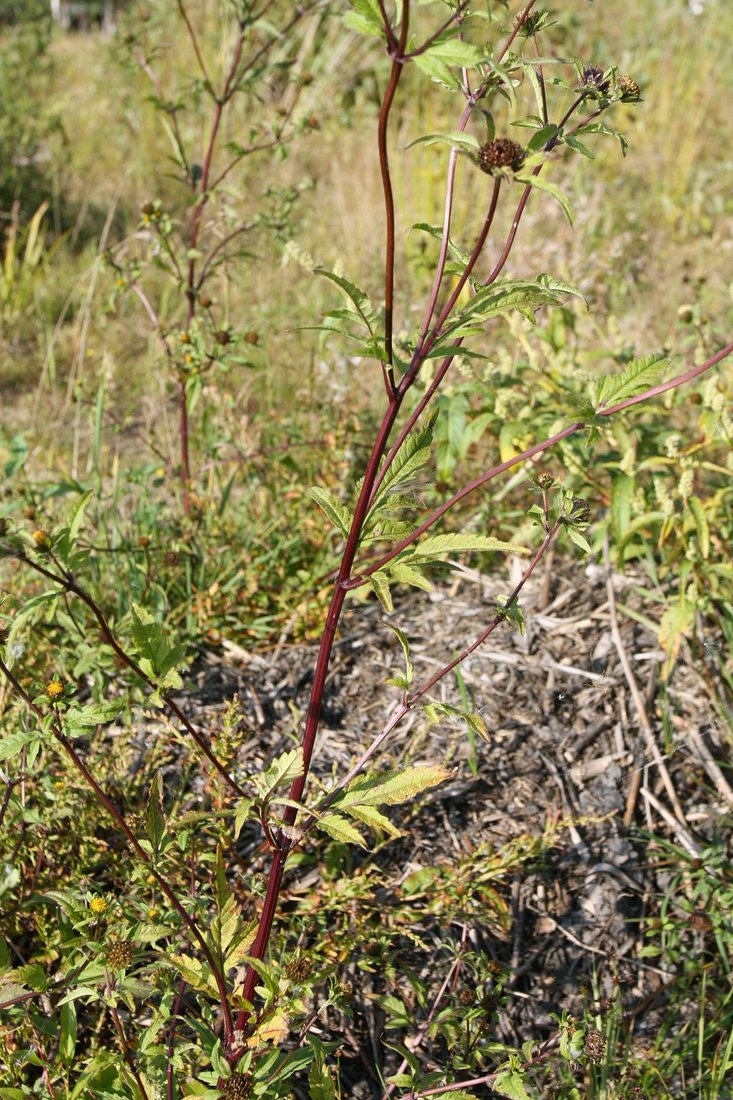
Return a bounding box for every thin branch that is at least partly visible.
[17,555,245,799]
[176,0,212,89]
[0,656,234,1047]
[378,4,410,380]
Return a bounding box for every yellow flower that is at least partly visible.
[32,529,50,548]
[90,897,107,915]
[46,679,64,700]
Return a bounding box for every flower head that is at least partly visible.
[46,679,64,700]
[617,74,641,101]
[478,138,525,176]
[90,896,107,915]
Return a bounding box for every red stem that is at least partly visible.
[378,6,410,380]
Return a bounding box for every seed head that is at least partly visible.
[581,65,610,93]
[688,911,712,934]
[458,987,476,1006]
[514,11,542,36]
[286,956,312,982]
[617,75,641,101]
[478,138,525,176]
[222,1074,253,1100]
[46,679,64,700]
[535,471,555,491]
[334,980,353,1003]
[164,550,180,567]
[107,940,134,969]
[568,497,591,524]
[584,1027,607,1063]
[141,202,154,216]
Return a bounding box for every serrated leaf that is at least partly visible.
[369,570,394,612]
[311,486,352,538]
[247,1009,289,1049]
[315,812,367,848]
[341,765,450,807]
[516,172,574,225]
[493,1070,533,1100]
[167,952,218,995]
[406,533,528,561]
[388,561,435,593]
[593,354,667,411]
[254,748,304,800]
[146,771,165,854]
[344,803,402,838]
[315,268,378,333]
[407,130,481,155]
[0,728,44,763]
[372,412,437,505]
[64,701,121,733]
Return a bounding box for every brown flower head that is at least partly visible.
[584,1027,607,1063]
[222,1074,253,1100]
[478,138,525,176]
[617,75,641,101]
[107,941,134,969]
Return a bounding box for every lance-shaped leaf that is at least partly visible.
[401,532,528,563]
[315,268,378,333]
[146,771,166,854]
[339,764,450,808]
[592,353,668,411]
[370,411,438,508]
[311,486,353,538]
[385,621,414,690]
[406,130,481,155]
[515,171,575,225]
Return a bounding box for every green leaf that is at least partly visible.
[0,728,44,764]
[146,771,166,854]
[310,486,352,538]
[385,622,414,688]
[59,1000,77,1063]
[688,496,710,560]
[64,701,121,734]
[411,222,471,267]
[167,952,218,995]
[388,561,434,593]
[406,130,481,156]
[344,803,402,838]
[405,533,528,561]
[315,268,378,333]
[129,603,185,686]
[493,1070,533,1100]
[565,526,592,554]
[254,748,304,800]
[515,172,575,225]
[593,354,667,411]
[610,474,634,543]
[454,275,584,329]
[369,571,394,613]
[371,412,437,506]
[343,0,384,37]
[315,812,367,848]
[341,764,450,807]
